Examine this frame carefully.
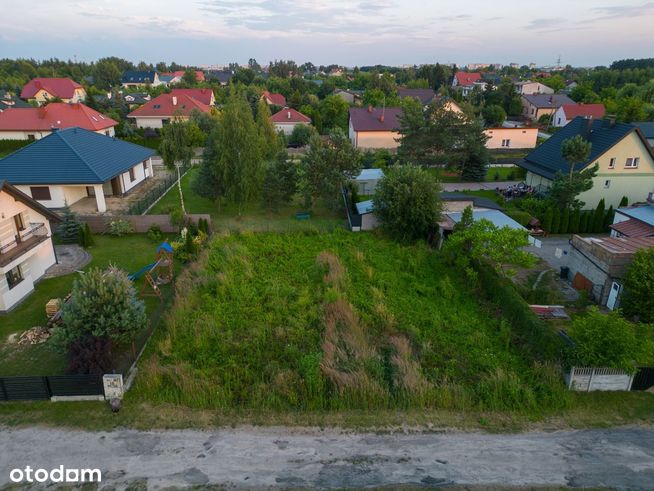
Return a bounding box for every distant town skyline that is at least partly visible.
[1,0,652,68]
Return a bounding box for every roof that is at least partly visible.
[160,70,205,82]
[207,70,234,83]
[447,209,526,231]
[633,122,654,140]
[581,235,654,254]
[262,91,286,106]
[522,93,574,109]
[121,71,156,84]
[158,74,175,83]
[127,93,211,118]
[519,117,644,180]
[21,78,83,99]
[270,107,311,124]
[610,218,654,238]
[0,103,117,132]
[356,200,375,215]
[0,180,61,222]
[439,192,504,211]
[0,127,155,185]
[397,88,436,105]
[349,107,403,132]
[455,72,482,86]
[170,88,214,106]
[355,168,384,181]
[615,205,654,226]
[561,103,606,120]
[0,91,32,110]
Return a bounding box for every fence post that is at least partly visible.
[587,368,595,392]
[43,376,53,398]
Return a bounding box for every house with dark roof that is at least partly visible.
[0,180,61,312]
[206,70,234,85]
[0,90,31,112]
[0,128,155,212]
[20,78,86,105]
[633,122,654,148]
[0,103,118,140]
[553,103,606,128]
[121,71,161,88]
[334,89,363,105]
[127,92,212,129]
[348,106,403,150]
[270,107,311,135]
[521,93,574,121]
[518,117,654,208]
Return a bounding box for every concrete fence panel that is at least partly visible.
[566,367,634,391]
[79,214,212,234]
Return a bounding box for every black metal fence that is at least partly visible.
[127,164,190,215]
[0,374,104,401]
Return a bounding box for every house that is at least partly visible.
[354,168,384,195]
[270,107,311,135]
[0,103,118,140]
[0,127,155,212]
[207,70,234,85]
[397,88,438,106]
[610,204,654,238]
[159,71,205,85]
[261,90,286,107]
[633,122,654,148]
[513,81,554,95]
[348,106,402,150]
[334,89,362,105]
[567,234,654,309]
[0,180,60,312]
[521,94,574,122]
[170,88,215,106]
[121,71,161,88]
[484,127,538,149]
[553,103,606,128]
[20,78,86,105]
[0,90,31,112]
[119,92,152,109]
[451,72,484,96]
[519,117,654,209]
[127,93,212,129]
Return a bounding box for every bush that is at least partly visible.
[288,124,316,147]
[66,336,113,375]
[59,204,80,244]
[622,248,654,323]
[147,224,164,242]
[78,222,94,248]
[505,210,531,227]
[169,208,184,231]
[197,218,209,235]
[107,219,133,237]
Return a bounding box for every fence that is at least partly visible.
[565,367,634,392]
[127,164,190,215]
[78,214,212,234]
[0,374,104,401]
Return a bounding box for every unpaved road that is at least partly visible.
[2,426,654,489]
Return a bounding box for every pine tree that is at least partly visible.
[603,205,615,232]
[59,203,80,244]
[561,208,570,234]
[542,207,553,233]
[256,98,278,160]
[593,199,605,233]
[619,196,629,207]
[551,209,561,234]
[579,211,589,233]
[78,222,94,247]
[570,209,581,233]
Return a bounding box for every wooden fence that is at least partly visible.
[79,214,212,234]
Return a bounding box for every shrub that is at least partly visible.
[579,211,589,233]
[622,248,654,323]
[59,204,80,244]
[78,222,94,248]
[505,210,531,227]
[507,170,515,180]
[550,210,560,234]
[169,208,184,230]
[107,219,133,237]
[560,208,570,234]
[147,224,164,242]
[66,336,113,374]
[542,207,553,233]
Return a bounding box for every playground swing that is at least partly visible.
[128,241,174,299]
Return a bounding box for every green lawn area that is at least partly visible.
[424,165,525,183]
[0,234,174,376]
[133,230,568,412]
[149,167,345,232]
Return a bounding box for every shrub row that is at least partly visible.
[541,198,617,235]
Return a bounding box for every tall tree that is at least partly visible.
[256,98,278,159]
[548,164,598,210]
[159,119,197,169]
[561,135,592,181]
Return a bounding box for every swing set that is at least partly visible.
[127,242,174,299]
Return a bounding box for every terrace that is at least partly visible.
[0,223,48,268]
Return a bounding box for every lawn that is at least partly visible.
[0,234,174,376]
[149,167,345,232]
[134,230,568,412]
[424,165,525,183]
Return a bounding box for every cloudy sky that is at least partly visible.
[0,0,652,67]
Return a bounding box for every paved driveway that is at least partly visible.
[2,426,654,489]
[527,236,572,271]
[442,181,520,191]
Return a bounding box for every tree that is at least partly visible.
[453,205,474,232]
[618,96,646,122]
[567,308,652,372]
[372,165,443,242]
[561,135,592,181]
[548,164,598,210]
[93,58,122,90]
[550,210,561,234]
[482,104,507,126]
[622,248,654,322]
[59,203,80,244]
[256,98,279,159]
[570,208,581,233]
[262,150,298,211]
[560,207,570,234]
[301,128,362,209]
[53,267,146,350]
[542,207,554,233]
[159,119,196,169]
[317,94,349,132]
[592,198,606,232]
[619,196,629,207]
[443,219,535,278]
[182,69,197,85]
[288,123,316,147]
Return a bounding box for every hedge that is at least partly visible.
[0,139,31,157]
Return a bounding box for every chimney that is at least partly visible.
[367,105,373,113]
[379,114,385,123]
[609,115,616,128]
[287,111,291,120]
[172,96,177,106]
[582,117,593,139]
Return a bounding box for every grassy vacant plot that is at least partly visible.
[149,167,344,232]
[135,230,568,412]
[425,166,525,183]
[0,234,172,376]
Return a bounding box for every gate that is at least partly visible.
[631,367,654,391]
[0,374,104,401]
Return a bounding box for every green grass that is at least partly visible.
[134,230,569,412]
[460,189,505,205]
[485,166,526,182]
[0,234,173,376]
[149,167,345,232]
[0,139,31,158]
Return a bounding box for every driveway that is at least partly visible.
[527,236,572,271]
[2,426,653,489]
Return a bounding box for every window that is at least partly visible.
[625,157,640,168]
[608,158,616,169]
[604,180,611,188]
[5,265,23,290]
[501,139,511,147]
[105,130,111,136]
[30,186,51,200]
[27,134,35,141]
[129,167,136,182]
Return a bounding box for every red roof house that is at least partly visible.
[453,72,482,87]
[270,107,311,135]
[160,70,206,83]
[170,88,215,106]
[127,93,212,129]
[0,103,117,139]
[261,90,287,107]
[21,78,85,102]
[554,103,606,127]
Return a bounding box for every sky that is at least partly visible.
[0,0,653,67]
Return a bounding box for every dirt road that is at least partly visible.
[2,426,653,489]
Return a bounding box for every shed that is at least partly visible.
[354,168,384,195]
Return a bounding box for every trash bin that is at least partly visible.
[560,266,569,279]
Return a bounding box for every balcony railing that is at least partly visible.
[0,223,49,267]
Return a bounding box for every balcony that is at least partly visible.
[0,223,49,268]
